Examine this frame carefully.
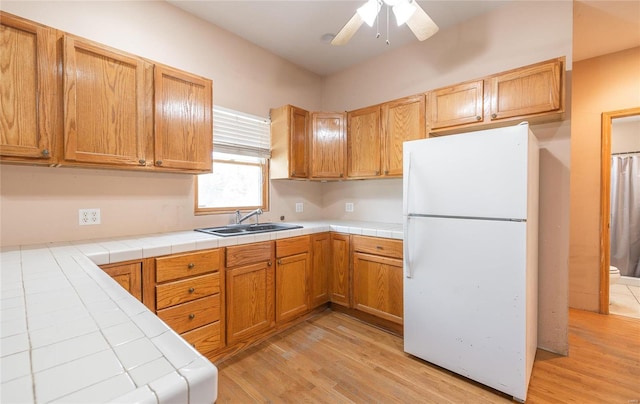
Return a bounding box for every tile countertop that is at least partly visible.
[0,220,402,403]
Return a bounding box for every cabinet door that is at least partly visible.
[382,95,426,177]
[347,105,381,178]
[310,112,346,179]
[154,64,212,172]
[310,233,330,308]
[289,106,309,178]
[0,13,57,162]
[428,80,484,130]
[63,35,151,167]
[489,59,562,121]
[101,262,142,301]
[330,233,351,307]
[353,252,403,324]
[226,261,274,344]
[276,252,310,323]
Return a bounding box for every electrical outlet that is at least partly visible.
[345,202,354,212]
[79,208,101,225]
[295,202,304,213]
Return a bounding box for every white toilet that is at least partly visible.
[610,266,621,285]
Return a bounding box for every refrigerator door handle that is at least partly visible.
[404,215,412,278]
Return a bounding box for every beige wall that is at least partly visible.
[0,1,324,246]
[569,46,640,311]
[611,117,640,154]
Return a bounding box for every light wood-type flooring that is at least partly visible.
[215,309,640,403]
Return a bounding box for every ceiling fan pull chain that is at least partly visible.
[386,4,390,45]
[376,3,381,39]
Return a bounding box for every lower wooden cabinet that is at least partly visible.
[101,261,143,301]
[154,249,224,355]
[330,233,351,307]
[310,232,331,308]
[275,236,310,324]
[352,236,403,325]
[225,242,275,345]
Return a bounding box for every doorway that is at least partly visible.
[600,107,640,316]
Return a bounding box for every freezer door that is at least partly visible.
[403,124,531,219]
[404,216,531,400]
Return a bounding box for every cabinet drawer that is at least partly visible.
[156,273,219,310]
[276,235,310,258]
[352,235,403,259]
[226,241,272,268]
[157,295,220,334]
[181,322,222,354]
[156,249,220,283]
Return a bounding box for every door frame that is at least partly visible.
[599,107,640,313]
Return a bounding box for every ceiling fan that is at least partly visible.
[331,0,439,45]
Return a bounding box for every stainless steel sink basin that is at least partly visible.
[195,222,303,237]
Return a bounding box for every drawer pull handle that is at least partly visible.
[376,246,383,250]
[188,263,195,269]
[491,113,497,119]
[188,287,195,293]
[268,261,272,266]
[189,313,195,320]
[278,259,282,265]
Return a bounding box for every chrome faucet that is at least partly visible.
[236,208,263,225]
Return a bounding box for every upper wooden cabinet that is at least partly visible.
[427,80,484,130]
[488,58,563,121]
[381,95,426,177]
[1,12,213,173]
[0,13,58,163]
[428,57,565,136]
[270,105,309,179]
[347,105,381,178]
[153,64,212,172]
[63,35,152,167]
[310,112,346,179]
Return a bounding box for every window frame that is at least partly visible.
[194,154,270,216]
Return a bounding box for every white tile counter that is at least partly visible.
[0,220,401,403]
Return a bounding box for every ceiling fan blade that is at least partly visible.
[406,2,439,41]
[331,12,364,45]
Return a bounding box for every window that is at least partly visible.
[196,106,270,215]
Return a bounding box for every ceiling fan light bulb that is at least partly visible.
[357,0,381,27]
[393,0,417,26]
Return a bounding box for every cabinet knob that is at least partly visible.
[188,263,195,269]
[340,173,344,177]
[188,287,195,293]
[268,261,273,266]
[156,160,163,166]
[476,115,481,121]
[41,149,50,157]
[138,159,146,165]
[491,113,497,119]
[278,259,282,265]
[189,313,195,320]
[384,170,389,175]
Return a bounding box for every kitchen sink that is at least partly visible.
[195,222,303,237]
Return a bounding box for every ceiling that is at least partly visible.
[167,1,510,76]
[169,1,640,76]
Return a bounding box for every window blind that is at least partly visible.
[213,106,271,158]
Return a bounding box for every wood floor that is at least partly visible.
[215,309,640,403]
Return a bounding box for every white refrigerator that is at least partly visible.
[402,122,539,402]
